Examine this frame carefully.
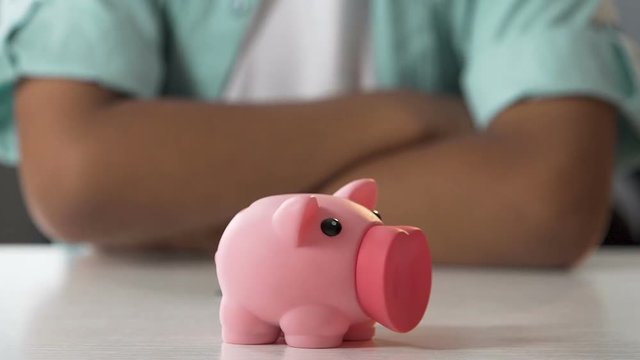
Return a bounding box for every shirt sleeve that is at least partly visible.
[0,0,164,164]
[456,0,640,131]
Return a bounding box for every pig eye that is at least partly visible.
[372,210,382,220]
[321,218,342,237]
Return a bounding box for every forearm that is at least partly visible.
[17,81,467,245]
[321,98,616,267]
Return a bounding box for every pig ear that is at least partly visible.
[333,178,378,210]
[272,195,319,247]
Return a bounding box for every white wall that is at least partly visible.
[618,0,640,41]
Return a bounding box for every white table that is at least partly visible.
[1,245,638,360]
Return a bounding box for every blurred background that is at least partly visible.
[1,0,639,244]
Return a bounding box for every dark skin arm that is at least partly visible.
[15,79,470,249]
[322,98,616,268]
[16,80,615,266]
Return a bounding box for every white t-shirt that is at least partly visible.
[224,0,375,103]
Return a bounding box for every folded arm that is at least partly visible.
[322,97,616,268]
[17,79,615,266]
[15,79,469,249]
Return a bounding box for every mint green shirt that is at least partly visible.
[0,0,638,167]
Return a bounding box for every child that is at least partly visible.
[0,0,638,267]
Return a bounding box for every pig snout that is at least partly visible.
[355,225,431,333]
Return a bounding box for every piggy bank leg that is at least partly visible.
[220,299,280,345]
[344,320,376,341]
[280,305,350,348]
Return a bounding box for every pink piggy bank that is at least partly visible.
[215,179,431,348]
